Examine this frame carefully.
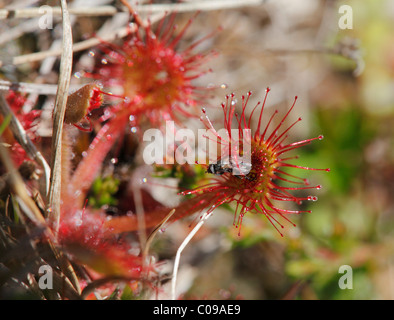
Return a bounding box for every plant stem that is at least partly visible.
[47,0,72,232]
[171,211,212,300]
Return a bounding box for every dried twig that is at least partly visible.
[0,0,266,68]
[134,0,266,13]
[0,6,118,20]
[0,1,265,20]
[0,79,79,95]
[47,0,72,232]
[0,13,167,68]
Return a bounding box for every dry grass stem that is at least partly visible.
[47,0,73,232]
[171,211,213,300]
[0,1,265,20]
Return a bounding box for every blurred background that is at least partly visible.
[1,0,394,300]
[179,0,394,300]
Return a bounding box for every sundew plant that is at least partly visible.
[1,0,389,301]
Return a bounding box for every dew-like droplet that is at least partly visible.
[75,218,83,227]
[131,127,137,133]
[82,151,88,157]
[110,158,118,164]
[104,109,111,117]
[101,58,108,65]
